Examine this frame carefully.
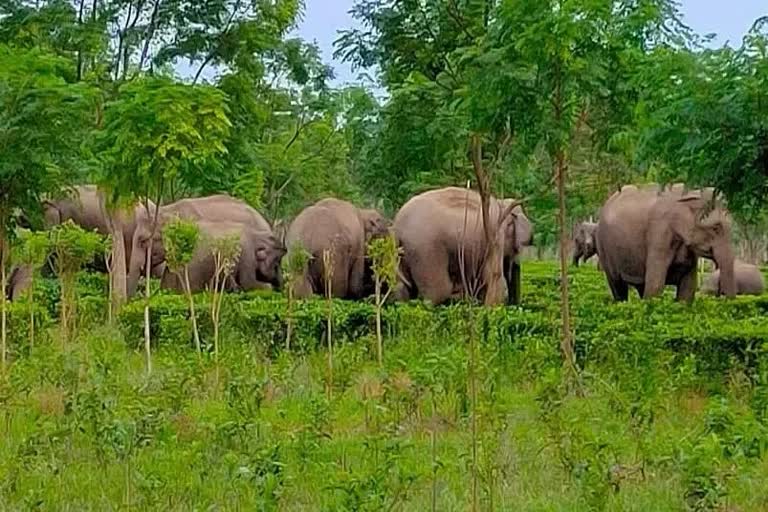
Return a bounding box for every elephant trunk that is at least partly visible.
[714,245,736,298]
[126,246,144,297]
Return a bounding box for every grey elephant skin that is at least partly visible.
[43,185,152,267]
[8,185,151,300]
[572,221,597,266]
[160,221,285,293]
[702,261,764,296]
[285,198,389,299]
[596,184,736,302]
[393,187,532,306]
[5,265,33,301]
[128,194,272,296]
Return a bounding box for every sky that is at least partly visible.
[295,0,767,86]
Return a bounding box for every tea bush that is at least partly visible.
[2,262,768,510]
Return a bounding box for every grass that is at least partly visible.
[1,262,768,510]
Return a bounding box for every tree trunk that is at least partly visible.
[1,238,6,371]
[143,240,153,375]
[471,137,505,306]
[111,221,127,312]
[375,278,383,366]
[556,149,575,375]
[184,267,201,354]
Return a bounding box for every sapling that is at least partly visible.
[209,233,241,364]
[163,219,202,354]
[281,243,310,351]
[12,229,50,348]
[323,247,335,399]
[366,235,399,366]
[48,221,106,340]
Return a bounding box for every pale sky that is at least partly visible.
[296,0,767,85]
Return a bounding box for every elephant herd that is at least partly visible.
[574,183,765,300]
[4,183,765,306]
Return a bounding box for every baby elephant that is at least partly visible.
[572,221,597,266]
[702,261,765,296]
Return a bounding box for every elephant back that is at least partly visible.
[160,194,271,233]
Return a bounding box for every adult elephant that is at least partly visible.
[285,198,389,299]
[127,194,271,296]
[5,265,33,301]
[160,221,285,293]
[596,184,736,302]
[42,185,151,268]
[8,185,152,300]
[702,260,764,296]
[394,187,532,306]
[572,221,598,266]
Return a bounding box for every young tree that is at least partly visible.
[163,218,202,354]
[367,234,399,366]
[97,77,231,375]
[12,230,50,348]
[209,233,241,365]
[281,242,310,351]
[49,221,107,340]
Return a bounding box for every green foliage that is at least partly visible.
[162,219,200,273]
[0,45,94,235]
[367,235,399,288]
[97,77,231,210]
[282,242,310,286]
[637,19,768,219]
[12,229,50,267]
[48,221,107,276]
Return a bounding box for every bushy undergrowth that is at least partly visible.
[2,262,768,510]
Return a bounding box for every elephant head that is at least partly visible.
[127,208,167,296]
[676,195,736,297]
[359,209,391,242]
[574,222,598,263]
[253,233,287,289]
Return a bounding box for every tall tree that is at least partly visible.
[96,77,231,374]
[0,45,95,366]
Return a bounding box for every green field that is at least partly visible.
[1,262,768,510]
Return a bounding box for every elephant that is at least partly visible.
[285,198,390,299]
[596,184,736,302]
[160,221,286,293]
[42,185,152,270]
[572,221,598,266]
[127,194,272,296]
[5,264,33,301]
[702,260,764,296]
[393,187,533,306]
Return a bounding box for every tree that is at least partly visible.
[0,45,94,367]
[97,77,231,374]
[12,230,51,348]
[367,234,399,366]
[49,221,107,339]
[163,218,202,353]
[340,0,689,377]
[637,17,768,219]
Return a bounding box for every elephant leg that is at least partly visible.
[393,254,418,301]
[237,249,259,291]
[330,254,351,299]
[643,249,675,299]
[572,248,582,267]
[606,274,629,302]
[676,267,697,304]
[506,259,521,305]
[348,252,366,299]
[410,248,453,305]
[160,268,182,292]
[633,283,645,299]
